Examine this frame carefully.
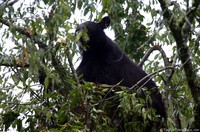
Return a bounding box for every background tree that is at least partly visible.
[0,0,199,131]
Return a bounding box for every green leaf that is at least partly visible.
[3,111,19,130]
[0,104,7,108]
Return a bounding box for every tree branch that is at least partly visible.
[129,66,174,91]
[0,54,29,67]
[138,46,157,67]
[138,45,169,68]
[65,46,80,84]
[157,0,173,21]
[0,62,29,68]
[0,17,47,49]
[138,44,175,80]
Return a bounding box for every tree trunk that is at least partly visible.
[158,0,200,129]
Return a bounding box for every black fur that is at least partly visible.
[76,16,166,129]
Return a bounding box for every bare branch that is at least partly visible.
[138,45,169,68]
[129,66,174,91]
[138,45,157,67]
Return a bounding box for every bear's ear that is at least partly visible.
[98,16,111,29]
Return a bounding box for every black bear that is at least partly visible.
[76,16,166,130]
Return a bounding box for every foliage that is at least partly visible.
[0,0,199,131]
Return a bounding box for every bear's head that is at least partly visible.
[75,16,111,48]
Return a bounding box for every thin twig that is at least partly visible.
[129,66,174,91]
